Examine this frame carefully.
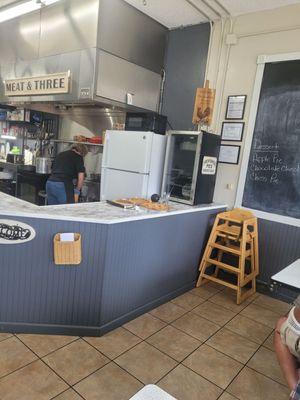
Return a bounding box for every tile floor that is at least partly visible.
[0,283,292,400]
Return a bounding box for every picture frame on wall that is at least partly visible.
[221,122,244,141]
[225,95,247,120]
[218,145,241,165]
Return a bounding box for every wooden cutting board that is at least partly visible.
[109,198,169,211]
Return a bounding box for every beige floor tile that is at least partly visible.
[252,294,292,315]
[192,301,236,326]
[123,313,166,339]
[207,328,260,363]
[150,302,186,323]
[54,388,83,400]
[171,292,205,310]
[241,304,280,329]
[74,362,143,400]
[115,342,177,384]
[223,287,259,301]
[43,338,109,385]
[17,334,78,357]
[263,332,275,351]
[172,312,219,341]
[0,336,37,378]
[0,360,68,400]
[147,325,201,362]
[209,291,250,313]
[247,347,286,386]
[204,281,226,292]
[227,367,290,400]
[183,344,243,389]
[225,315,273,344]
[189,286,219,300]
[0,333,13,342]
[218,392,238,400]
[158,364,222,400]
[84,327,141,359]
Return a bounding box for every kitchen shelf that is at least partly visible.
[5,120,33,125]
[52,139,103,147]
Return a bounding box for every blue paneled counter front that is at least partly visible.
[0,192,226,336]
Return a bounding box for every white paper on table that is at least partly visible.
[60,233,75,242]
[129,384,177,400]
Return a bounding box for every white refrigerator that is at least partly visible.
[101,130,167,201]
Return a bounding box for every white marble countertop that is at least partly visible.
[0,192,227,224]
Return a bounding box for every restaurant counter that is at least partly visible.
[0,192,226,336]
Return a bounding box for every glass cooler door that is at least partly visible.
[163,133,199,204]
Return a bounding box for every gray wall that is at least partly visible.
[162,23,211,130]
[258,219,300,285]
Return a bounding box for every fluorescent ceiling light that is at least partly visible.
[0,0,61,23]
[0,1,40,23]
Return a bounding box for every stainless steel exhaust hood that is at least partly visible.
[0,0,167,112]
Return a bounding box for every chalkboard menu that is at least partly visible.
[242,60,300,219]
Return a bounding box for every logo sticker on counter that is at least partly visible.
[0,220,36,244]
[202,156,217,175]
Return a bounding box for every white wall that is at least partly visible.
[206,3,300,207]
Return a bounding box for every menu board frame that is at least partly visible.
[235,52,300,227]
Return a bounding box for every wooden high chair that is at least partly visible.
[196,208,259,304]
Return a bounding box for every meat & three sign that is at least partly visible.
[4,71,70,97]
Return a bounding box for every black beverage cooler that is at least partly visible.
[162,131,221,205]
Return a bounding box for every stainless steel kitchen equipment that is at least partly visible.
[35,157,52,174]
[0,0,167,112]
[16,171,49,205]
[0,178,16,196]
[162,131,221,205]
[6,154,24,164]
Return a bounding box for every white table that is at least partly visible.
[272,259,300,290]
[129,385,177,400]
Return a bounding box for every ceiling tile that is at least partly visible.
[219,0,300,16]
[2,0,300,30]
[123,0,208,28]
[125,0,300,28]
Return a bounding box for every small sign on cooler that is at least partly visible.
[202,156,217,175]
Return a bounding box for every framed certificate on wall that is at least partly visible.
[218,145,241,164]
[221,122,244,141]
[225,95,247,120]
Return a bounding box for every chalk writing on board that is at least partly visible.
[248,139,300,186]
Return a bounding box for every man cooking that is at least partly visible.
[46,144,88,205]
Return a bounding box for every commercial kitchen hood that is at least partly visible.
[0,0,167,112]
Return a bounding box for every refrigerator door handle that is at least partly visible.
[104,167,150,175]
